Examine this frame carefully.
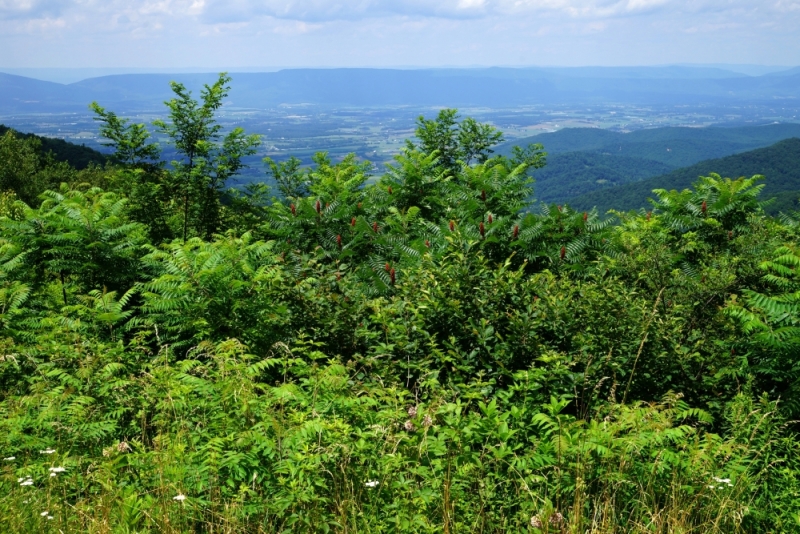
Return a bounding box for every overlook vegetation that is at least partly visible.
[1,74,800,533]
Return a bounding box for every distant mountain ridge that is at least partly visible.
[565,138,800,215]
[2,66,800,112]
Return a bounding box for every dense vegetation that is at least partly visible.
[1,74,800,533]
[568,138,800,214]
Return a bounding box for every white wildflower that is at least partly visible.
[531,515,542,528]
[39,449,56,455]
[19,477,33,486]
[3,456,15,461]
[47,515,53,520]
[50,473,57,477]
[48,466,66,473]
[365,480,379,488]
[713,476,731,484]
[708,485,715,489]
[173,494,187,502]
[40,511,49,517]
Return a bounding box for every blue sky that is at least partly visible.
[1,0,799,69]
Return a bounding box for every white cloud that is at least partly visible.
[0,0,797,68]
[0,0,66,19]
[0,0,782,24]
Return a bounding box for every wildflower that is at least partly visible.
[49,467,66,473]
[373,222,379,233]
[117,441,132,453]
[701,200,707,214]
[512,225,519,239]
[315,199,321,214]
[173,494,187,502]
[351,217,357,227]
[19,477,33,486]
[708,485,716,489]
[479,222,485,238]
[290,203,296,216]
[47,516,53,520]
[50,473,56,477]
[583,212,588,222]
[531,515,542,528]
[3,456,14,461]
[560,246,566,260]
[39,448,55,454]
[390,268,396,285]
[550,512,564,525]
[40,511,49,517]
[365,480,379,488]
[425,240,430,248]
[487,214,493,225]
[449,220,455,232]
[422,414,433,427]
[336,234,342,248]
[407,406,418,417]
[713,476,731,484]
[404,420,416,432]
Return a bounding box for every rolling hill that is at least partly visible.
[564,138,800,215]
[515,124,800,204]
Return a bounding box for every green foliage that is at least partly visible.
[409,109,506,174]
[90,102,161,168]
[0,95,799,532]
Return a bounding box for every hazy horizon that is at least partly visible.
[1,63,797,85]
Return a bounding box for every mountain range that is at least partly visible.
[2,66,800,112]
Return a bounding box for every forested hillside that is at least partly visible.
[497,124,800,204]
[568,137,800,214]
[1,75,799,533]
[0,125,106,169]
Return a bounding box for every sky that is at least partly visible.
[1,0,799,70]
